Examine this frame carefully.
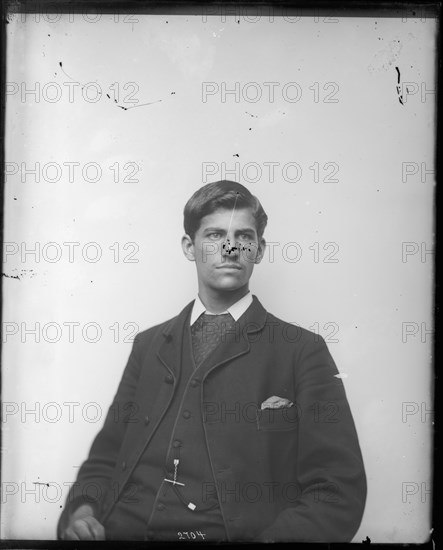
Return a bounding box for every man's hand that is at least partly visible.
[61,503,105,540]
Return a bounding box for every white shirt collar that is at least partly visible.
[190,291,253,326]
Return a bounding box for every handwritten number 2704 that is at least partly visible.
[177,531,206,540]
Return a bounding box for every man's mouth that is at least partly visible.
[216,264,242,270]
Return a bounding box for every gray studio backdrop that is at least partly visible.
[2,9,435,542]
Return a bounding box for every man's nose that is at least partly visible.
[222,238,239,257]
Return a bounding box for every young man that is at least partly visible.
[58,180,366,542]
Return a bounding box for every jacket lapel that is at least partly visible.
[156,300,194,376]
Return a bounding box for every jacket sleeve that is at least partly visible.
[256,334,367,542]
[57,332,147,538]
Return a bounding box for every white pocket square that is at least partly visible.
[260,395,294,410]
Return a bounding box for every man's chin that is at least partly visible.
[210,280,247,293]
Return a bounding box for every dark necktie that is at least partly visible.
[191,313,236,368]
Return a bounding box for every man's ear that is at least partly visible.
[255,238,266,264]
[181,234,195,261]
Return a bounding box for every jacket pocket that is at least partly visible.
[256,406,300,432]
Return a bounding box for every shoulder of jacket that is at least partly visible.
[133,313,182,345]
[265,312,326,347]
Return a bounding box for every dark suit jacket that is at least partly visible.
[58,296,366,542]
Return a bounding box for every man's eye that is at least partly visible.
[239,234,251,241]
[209,233,221,240]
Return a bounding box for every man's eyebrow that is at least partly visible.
[234,227,257,234]
[202,227,226,233]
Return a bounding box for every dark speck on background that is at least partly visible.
[2,273,20,280]
[395,67,404,105]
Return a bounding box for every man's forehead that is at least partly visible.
[200,207,256,227]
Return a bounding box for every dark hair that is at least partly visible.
[183,180,268,241]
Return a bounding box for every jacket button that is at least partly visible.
[157,503,165,511]
[190,379,199,387]
[182,410,191,419]
[164,374,173,384]
[121,461,127,471]
[172,439,181,448]
[144,416,150,425]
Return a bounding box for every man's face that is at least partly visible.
[183,207,265,295]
